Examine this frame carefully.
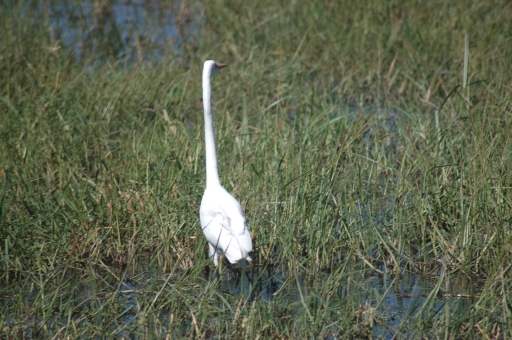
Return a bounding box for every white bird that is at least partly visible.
[199,60,253,268]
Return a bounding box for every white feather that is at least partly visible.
[199,60,253,267]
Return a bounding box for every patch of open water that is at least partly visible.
[32,0,198,62]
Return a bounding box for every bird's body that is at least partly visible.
[199,60,252,268]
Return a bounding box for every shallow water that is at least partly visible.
[2,258,475,338]
[41,0,197,61]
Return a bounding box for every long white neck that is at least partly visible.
[202,66,221,187]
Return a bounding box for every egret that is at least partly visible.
[199,60,253,268]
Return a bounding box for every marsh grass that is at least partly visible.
[1,0,512,338]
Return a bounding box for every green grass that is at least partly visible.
[1,0,512,338]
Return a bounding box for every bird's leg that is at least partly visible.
[244,266,253,286]
[208,243,218,266]
[206,244,220,282]
[204,262,210,280]
[236,262,252,294]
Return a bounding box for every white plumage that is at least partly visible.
[199,60,253,267]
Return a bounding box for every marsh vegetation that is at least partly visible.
[1,0,511,338]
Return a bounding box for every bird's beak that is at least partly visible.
[216,63,228,69]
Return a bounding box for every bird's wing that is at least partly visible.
[200,186,253,254]
[222,193,253,253]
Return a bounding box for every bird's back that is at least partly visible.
[200,185,252,265]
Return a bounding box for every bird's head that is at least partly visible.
[204,60,228,78]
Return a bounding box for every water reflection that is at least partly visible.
[45,0,197,61]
